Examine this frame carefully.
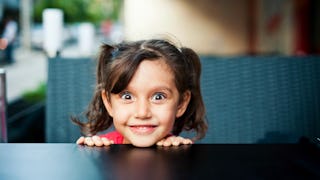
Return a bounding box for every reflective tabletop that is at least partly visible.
[0,143,319,180]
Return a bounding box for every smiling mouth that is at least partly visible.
[129,125,157,135]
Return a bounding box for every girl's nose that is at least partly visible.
[134,99,151,119]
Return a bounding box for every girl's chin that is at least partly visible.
[126,137,158,147]
[130,141,156,147]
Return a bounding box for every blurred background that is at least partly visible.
[0,0,319,143]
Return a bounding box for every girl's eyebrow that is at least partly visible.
[153,87,176,97]
[126,85,174,93]
[154,87,173,93]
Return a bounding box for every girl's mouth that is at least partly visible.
[129,125,157,135]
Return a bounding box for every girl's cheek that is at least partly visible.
[113,107,132,122]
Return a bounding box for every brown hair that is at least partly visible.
[72,39,207,140]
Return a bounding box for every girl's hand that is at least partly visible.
[156,135,193,147]
[76,136,114,147]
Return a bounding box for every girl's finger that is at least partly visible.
[156,139,165,146]
[85,137,94,146]
[92,136,103,146]
[172,136,184,146]
[101,137,113,146]
[76,136,85,144]
[183,139,193,145]
[163,136,176,146]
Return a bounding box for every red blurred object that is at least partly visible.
[293,0,311,55]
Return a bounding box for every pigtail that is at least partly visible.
[71,44,115,136]
[178,47,208,140]
[97,44,114,84]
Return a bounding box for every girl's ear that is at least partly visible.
[101,90,113,117]
[176,90,191,118]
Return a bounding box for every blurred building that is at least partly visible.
[123,0,320,56]
[1,0,318,56]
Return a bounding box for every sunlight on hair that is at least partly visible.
[149,33,183,50]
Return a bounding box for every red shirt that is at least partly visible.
[99,131,124,144]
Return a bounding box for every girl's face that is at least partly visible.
[102,58,190,147]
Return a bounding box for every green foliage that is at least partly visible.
[33,0,123,24]
[22,82,46,103]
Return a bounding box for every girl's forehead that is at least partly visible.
[126,59,177,92]
[133,59,174,79]
[108,57,176,94]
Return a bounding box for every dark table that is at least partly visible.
[0,142,319,180]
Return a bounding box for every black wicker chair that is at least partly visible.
[46,57,96,142]
[46,56,320,143]
[198,56,320,143]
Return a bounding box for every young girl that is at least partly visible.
[74,39,207,147]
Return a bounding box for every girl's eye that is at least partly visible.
[120,92,132,100]
[151,93,166,101]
